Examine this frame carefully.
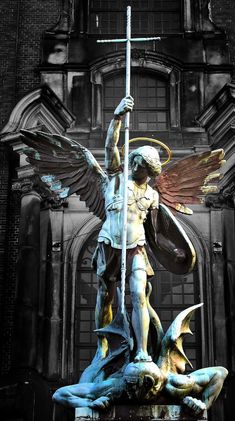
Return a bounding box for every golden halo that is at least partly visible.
[121,137,172,166]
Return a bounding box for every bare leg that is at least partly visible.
[129,268,151,362]
[53,378,119,409]
[166,367,228,414]
[200,367,228,409]
[52,384,94,408]
[95,277,115,358]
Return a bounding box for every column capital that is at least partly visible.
[12,177,41,197]
[205,183,235,209]
[12,175,69,209]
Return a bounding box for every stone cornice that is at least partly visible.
[0,84,75,138]
[197,82,235,130]
[12,175,67,209]
[205,183,235,209]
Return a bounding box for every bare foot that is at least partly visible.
[134,351,152,362]
[183,396,206,415]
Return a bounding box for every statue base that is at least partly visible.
[75,405,207,421]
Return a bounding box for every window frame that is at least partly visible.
[88,0,184,36]
[102,70,170,131]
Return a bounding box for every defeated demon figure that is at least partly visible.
[52,302,228,415]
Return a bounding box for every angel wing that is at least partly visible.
[20,130,108,220]
[157,303,203,375]
[154,149,225,215]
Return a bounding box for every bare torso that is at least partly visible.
[98,173,159,249]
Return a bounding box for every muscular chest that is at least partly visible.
[105,175,152,214]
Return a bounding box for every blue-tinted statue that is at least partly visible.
[21,97,227,415]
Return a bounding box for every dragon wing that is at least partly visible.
[154,149,225,215]
[80,289,133,383]
[21,130,108,220]
[157,303,203,375]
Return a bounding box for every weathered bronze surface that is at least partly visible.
[21,97,228,417]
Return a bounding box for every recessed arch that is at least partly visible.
[177,214,214,367]
[62,215,101,381]
[65,211,212,379]
[90,52,181,131]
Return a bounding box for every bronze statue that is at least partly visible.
[52,301,227,415]
[21,96,227,415]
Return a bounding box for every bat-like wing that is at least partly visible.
[157,303,203,375]
[154,149,225,215]
[21,130,108,220]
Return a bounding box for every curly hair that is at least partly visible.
[129,146,161,178]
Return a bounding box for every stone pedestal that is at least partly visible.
[75,405,207,421]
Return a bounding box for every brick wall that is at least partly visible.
[0,0,60,130]
[0,146,20,375]
[16,0,60,101]
[211,0,235,75]
[0,0,60,375]
[0,191,20,375]
[0,146,10,368]
[0,2,18,129]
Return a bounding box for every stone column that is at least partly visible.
[184,0,194,32]
[13,179,41,368]
[197,82,235,421]
[205,193,230,421]
[43,208,64,378]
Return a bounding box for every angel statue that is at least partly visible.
[21,96,227,414]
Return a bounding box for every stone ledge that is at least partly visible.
[75,405,207,421]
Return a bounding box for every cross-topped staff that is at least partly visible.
[97,6,161,314]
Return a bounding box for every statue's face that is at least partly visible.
[124,362,164,401]
[131,156,148,181]
[125,373,162,401]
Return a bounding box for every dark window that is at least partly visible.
[89,0,183,35]
[103,71,169,131]
[75,229,202,378]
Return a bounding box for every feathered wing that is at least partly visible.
[157,303,203,375]
[154,149,225,215]
[20,130,108,220]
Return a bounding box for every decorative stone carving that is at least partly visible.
[205,183,235,209]
[45,1,74,35]
[12,175,67,210]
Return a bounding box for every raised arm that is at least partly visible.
[105,96,134,172]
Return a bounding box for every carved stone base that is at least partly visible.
[75,405,207,421]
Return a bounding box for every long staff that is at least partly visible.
[97,7,160,314]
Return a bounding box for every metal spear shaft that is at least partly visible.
[120,5,131,314]
[97,7,161,315]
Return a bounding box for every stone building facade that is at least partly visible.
[0,1,234,421]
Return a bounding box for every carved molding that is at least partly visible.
[197,82,235,130]
[90,51,181,130]
[12,175,67,209]
[0,84,75,137]
[45,0,74,36]
[205,184,235,209]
